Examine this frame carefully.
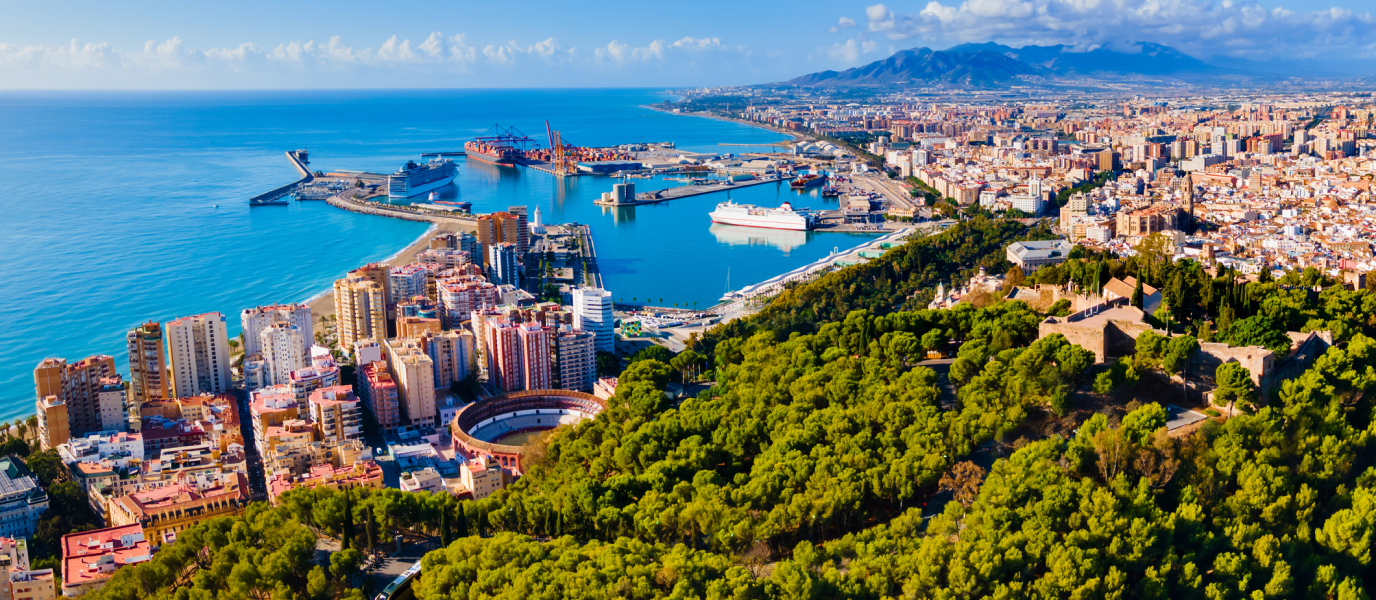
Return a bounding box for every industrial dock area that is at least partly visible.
[238,119,929,343]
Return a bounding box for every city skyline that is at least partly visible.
[2,0,1375,89]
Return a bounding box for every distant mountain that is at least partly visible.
[946,41,1222,76]
[785,47,1043,87]
[782,41,1245,89]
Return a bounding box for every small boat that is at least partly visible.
[432,200,472,211]
[428,191,439,202]
[790,174,826,189]
[821,187,840,198]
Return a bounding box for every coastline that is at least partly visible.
[642,103,806,144]
[304,221,463,320]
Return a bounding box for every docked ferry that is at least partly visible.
[709,200,817,231]
[387,159,457,199]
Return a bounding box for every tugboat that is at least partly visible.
[790,173,826,189]
[821,186,840,198]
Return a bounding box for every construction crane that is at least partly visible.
[544,121,578,177]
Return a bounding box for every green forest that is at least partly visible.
[83,217,1376,600]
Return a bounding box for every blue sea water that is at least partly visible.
[0,89,872,422]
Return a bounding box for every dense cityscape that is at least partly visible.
[8,1,1376,596]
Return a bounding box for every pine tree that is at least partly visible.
[341,487,353,550]
[440,504,451,547]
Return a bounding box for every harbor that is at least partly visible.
[248,150,313,206]
[593,175,795,206]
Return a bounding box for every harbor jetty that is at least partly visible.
[326,187,479,229]
[594,175,794,207]
[249,150,313,206]
[711,220,954,316]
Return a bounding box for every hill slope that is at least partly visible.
[785,41,1227,88]
[786,47,1042,87]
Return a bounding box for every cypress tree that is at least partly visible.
[1132,276,1144,308]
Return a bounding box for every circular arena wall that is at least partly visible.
[449,389,606,472]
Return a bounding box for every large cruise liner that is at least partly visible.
[709,200,817,231]
[388,159,457,199]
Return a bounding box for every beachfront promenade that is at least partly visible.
[711,220,952,317]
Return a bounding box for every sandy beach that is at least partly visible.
[305,221,470,319]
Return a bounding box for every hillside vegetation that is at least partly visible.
[85,218,1376,600]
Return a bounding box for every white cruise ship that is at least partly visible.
[709,200,816,231]
[388,159,457,198]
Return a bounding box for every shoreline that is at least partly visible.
[642,104,806,145]
[304,221,460,320]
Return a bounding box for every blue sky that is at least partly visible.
[1,0,1373,88]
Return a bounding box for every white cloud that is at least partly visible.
[0,31,758,87]
[863,0,1376,59]
[866,4,896,31]
[418,32,443,59]
[0,38,111,70]
[595,37,735,65]
[828,16,859,34]
[826,39,861,62]
[122,37,185,70]
[376,35,416,62]
[448,34,477,63]
[483,42,518,65]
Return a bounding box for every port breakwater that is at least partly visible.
[326,188,478,229]
[249,150,313,205]
[594,175,795,207]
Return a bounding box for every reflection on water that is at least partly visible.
[602,205,636,223]
[709,223,810,254]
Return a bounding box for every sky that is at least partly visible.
[1,0,1373,89]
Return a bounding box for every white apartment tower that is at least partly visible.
[165,312,231,398]
[572,287,615,353]
[240,304,313,357]
[259,323,306,386]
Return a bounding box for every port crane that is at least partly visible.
[544,121,579,178]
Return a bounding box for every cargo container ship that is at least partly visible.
[387,159,457,199]
[709,200,816,231]
[465,125,535,167]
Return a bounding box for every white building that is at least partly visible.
[1008,194,1043,215]
[259,323,306,388]
[1006,240,1074,274]
[165,313,231,398]
[57,432,144,469]
[94,379,125,433]
[240,305,312,358]
[555,330,597,392]
[0,459,48,539]
[572,287,615,353]
[439,280,501,328]
[388,265,429,306]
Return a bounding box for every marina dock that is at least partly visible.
[711,221,953,315]
[594,175,794,207]
[249,150,313,206]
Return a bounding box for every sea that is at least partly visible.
[0,89,876,422]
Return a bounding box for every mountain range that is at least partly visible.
[783,41,1253,88]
